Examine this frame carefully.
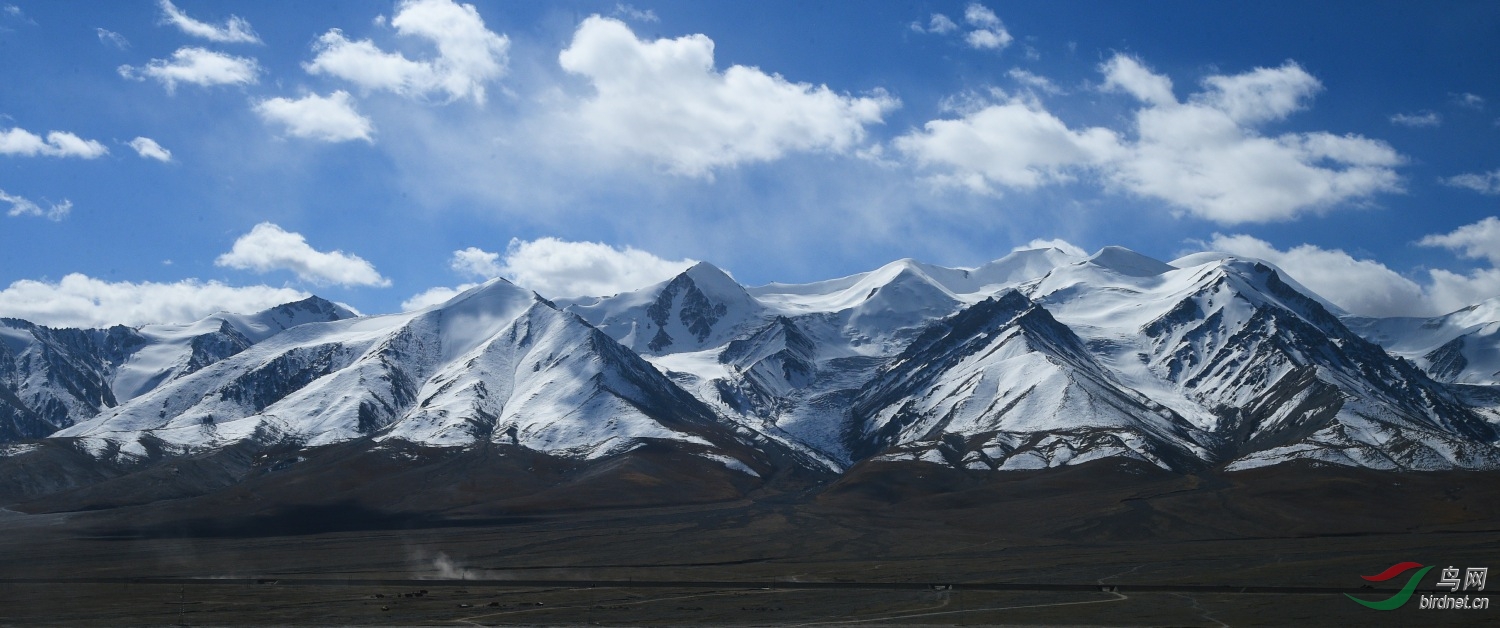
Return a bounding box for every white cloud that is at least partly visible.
[612,3,659,23]
[0,127,107,158]
[215,222,390,287]
[1,189,70,221]
[0,273,307,328]
[1390,110,1442,128]
[911,13,958,35]
[401,283,477,311]
[557,16,898,177]
[1209,229,1500,317]
[128,136,172,161]
[962,3,1011,50]
[157,0,260,44]
[404,239,695,307]
[894,96,1122,194]
[449,246,502,278]
[1103,55,1403,224]
[1207,234,1428,317]
[119,47,260,92]
[1099,55,1175,107]
[1196,63,1322,124]
[1418,217,1500,265]
[1453,92,1485,110]
[1013,238,1086,256]
[96,28,130,49]
[1425,268,1500,314]
[497,237,697,298]
[305,0,509,105]
[254,91,373,143]
[1443,169,1500,195]
[903,57,1403,223]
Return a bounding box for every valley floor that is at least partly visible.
[2,461,1499,625]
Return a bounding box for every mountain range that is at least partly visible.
[5,245,1500,507]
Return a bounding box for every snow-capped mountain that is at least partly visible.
[1345,297,1500,386]
[848,290,1211,471]
[6,244,1500,489]
[0,297,353,441]
[1023,250,1500,470]
[562,262,766,355]
[52,279,793,477]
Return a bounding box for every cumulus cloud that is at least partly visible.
[1207,234,1427,317]
[158,0,260,44]
[0,127,108,158]
[128,136,172,161]
[901,56,1403,223]
[1418,217,1500,265]
[1443,169,1500,195]
[962,4,1012,51]
[403,239,695,307]
[305,0,509,105]
[0,274,308,328]
[1209,227,1500,317]
[1098,54,1176,107]
[1425,268,1500,314]
[910,13,958,35]
[401,284,476,311]
[1104,55,1403,224]
[1390,110,1442,128]
[499,238,696,298]
[1,189,70,221]
[254,91,373,142]
[119,47,260,92]
[449,246,502,278]
[894,96,1121,194]
[215,222,390,287]
[96,28,130,49]
[557,16,898,177]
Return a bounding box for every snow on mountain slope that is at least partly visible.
[747,246,1083,310]
[382,298,782,468]
[1345,297,1500,385]
[563,262,767,355]
[849,291,1211,471]
[0,320,135,440]
[1025,252,1500,470]
[56,279,793,474]
[111,297,356,401]
[0,297,357,443]
[20,244,1500,476]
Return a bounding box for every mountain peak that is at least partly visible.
[1085,246,1176,277]
[679,261,749,299]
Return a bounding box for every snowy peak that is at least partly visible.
[717,316,819,400]
[13,247,1500,478]
[1346,296,1500,385]
[566,262,766,355]
[225,296,358,342]
[0,293,361,442]
[962,246,1086,291]
[1085,245,1176,277]
[851,291,1206,471]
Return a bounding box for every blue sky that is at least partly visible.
[1,0,1498,326]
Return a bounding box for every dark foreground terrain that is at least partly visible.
[2,445,1498,626]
